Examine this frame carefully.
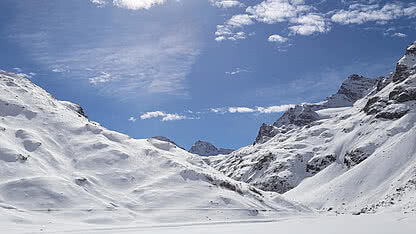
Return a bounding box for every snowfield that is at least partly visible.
[0,70,310,232]
[1,42,416,233]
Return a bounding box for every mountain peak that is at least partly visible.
[254,74,379,144]
[405,41,416,56]
[189,140,234,156]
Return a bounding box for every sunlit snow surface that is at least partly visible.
[2,213,415,234]
[0,70,310,232]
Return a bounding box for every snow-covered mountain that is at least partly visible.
[151,136,185,150]
[189,140,234,156]
[0,70,310,228]
[210,42,416,214]
[255,74,380,144]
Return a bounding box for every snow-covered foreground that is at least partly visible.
[2,212,415,234]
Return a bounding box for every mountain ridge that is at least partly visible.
[210,41,416,215]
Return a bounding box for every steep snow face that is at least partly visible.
[211,42,416,214]
[0,71,310,227]
[189,140,234,156]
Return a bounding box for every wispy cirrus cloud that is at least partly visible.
[210,104,294,114]
[225,67,249,76]
[10,3,200,101]
[90,0,168,10]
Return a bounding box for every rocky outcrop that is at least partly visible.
[59,101,88,118]
[362,42,416,120]
[189,140,234,156]
[151,136,185,150]
[306,154,336,175]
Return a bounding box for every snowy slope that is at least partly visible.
[285,41,416,214]
[210,41,416,214]
[0,70,311,228]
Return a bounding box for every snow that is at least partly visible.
[2,212,416,234]
[210,42,416,216]
[2,42,416,233]
[0,70,310,232]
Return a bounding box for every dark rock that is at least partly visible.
[389,86,416,103]
[306,154,336,175]
[189,140,234,156]
[151,136,184,150]
[375,109,408,120]
[255,124,278,144]
[344,149,371,168]
[393,64,410,83]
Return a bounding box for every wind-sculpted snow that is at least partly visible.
[0,71,310,229]
[211,42,416,215]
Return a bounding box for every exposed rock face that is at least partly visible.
[255,124,278,145]
[393,42,416,83]
[189,140,234,156]
[151,136,184,150]
[363,42,416,120]
[274,105,320,128]
[306,154,336,175]
[59,101,88,118]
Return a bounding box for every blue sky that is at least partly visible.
[1,0,415,149]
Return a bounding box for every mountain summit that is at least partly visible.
[189,140,234,156]
[210,42,416,215]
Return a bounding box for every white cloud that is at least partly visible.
[392,32,407,38]
[210,108,226,114]
[140,111,192,121]
[215,14,254,41]
[14,31,199,99]
[289,13,330,35]
[140,111,166,120]
[268,34,288,43]
[90,0,169,10]
[210,104,294,114]
[256,104,294,113]
[128,116,137,122]
[331,3,416,25]
[228,107,256,113]
[88,72,112,85]
[246,0,313,24]
[210,0,244,8]
[114,0,166,10]
[226,67,249,75]
[162,113,186,121]
[216,0,330,41]
[90,0,107,6]
[13,67,22,73]
[226,14,255,27]
[214,0,415,42]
